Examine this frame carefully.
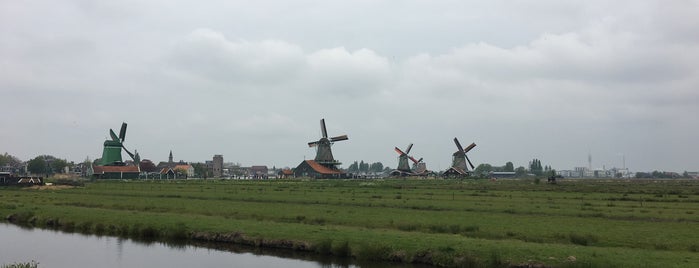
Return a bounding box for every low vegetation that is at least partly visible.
[2,178,699,267]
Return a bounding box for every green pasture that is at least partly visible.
[1,178,698,267]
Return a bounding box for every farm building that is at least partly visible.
[294,160,347,179]
[91,165,140,179]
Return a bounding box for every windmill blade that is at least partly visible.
[464,143,476,153]
[308,141,319,147]
[119,122,127,142]
[320,119,328,138]
[330,135,348,142]
[465,154,475,170]
[109,129,120,141]
[394,147,405,155]
[453,137,464,152]
[122,145,136,161]
[405,143,413,155]
[409,156,419,164]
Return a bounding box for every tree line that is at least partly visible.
[347,160,388,173]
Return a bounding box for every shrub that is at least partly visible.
[569,233,598,246]
[314,239,333,255]
[331,240,351,257]
[355,243,392,261]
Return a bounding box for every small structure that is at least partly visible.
[173,164,194,178]
[159,168,176,180]
[250,166,268,179]
[278,169,294,179]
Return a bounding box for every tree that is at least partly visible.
[474,163,493,176]
[191,163,209,178]
[27,157,47,175]
[359,160,369,173]
[0,152,22,167]
[52,158,68,173]
[529,159,543,176]
[369,162,384,173]
[515,166,527,177]
[348,161,359,173]
[139,159,157,172]
[504,162,514,172]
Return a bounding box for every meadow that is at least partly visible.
[1,178,698,267]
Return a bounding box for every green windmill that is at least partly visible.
[307,119,348,169]
[100,122,139,166]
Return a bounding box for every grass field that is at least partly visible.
[2,178,699,267]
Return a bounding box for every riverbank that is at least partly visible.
[2,178,699,267]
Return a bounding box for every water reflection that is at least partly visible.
[0,223,355,268]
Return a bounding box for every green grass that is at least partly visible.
[2,178,699,267]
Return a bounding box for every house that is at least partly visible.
[294,160,347,179]
[92,165,140,179]
[250,166,268,179]
[442,167,470,177]
[159,168,176,179]
[173,164,194,178]
[278,169,294,179]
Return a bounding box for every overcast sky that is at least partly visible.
[2,0,698,172]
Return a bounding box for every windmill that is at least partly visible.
[307,119,348,169]
[393,143,414,174]
[444,137,476,176]
[100,122,139,166]
[410,156,427,174]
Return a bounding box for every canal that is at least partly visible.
[0,223,360,267]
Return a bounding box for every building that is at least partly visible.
[250,166,268,179]
[173,164,194,178]
[91,165,140,179]
[294,160,346,179]
[278,169,294,178]
[212,155,223,178]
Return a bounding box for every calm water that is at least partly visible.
[0,223,357,268]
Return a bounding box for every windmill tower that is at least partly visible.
[394,143,414,173]
[307,119,348,169]
[452,137,476,172]
[411,157,426,174]
[100,122,139,166]
[443,137,476,177]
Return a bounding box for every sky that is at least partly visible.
[1,0,698,172]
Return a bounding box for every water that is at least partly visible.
[0,223,354,268]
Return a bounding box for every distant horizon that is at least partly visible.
[3,146,695,174]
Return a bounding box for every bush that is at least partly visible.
[331,240,351,257]
[569,233,598,246]
[355,243,392,261]
[314,239,333,255]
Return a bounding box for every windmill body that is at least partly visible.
[393,143,414,175]
[101,140,125,166]
[99,122,139,166]
[443,137,476,177]
[391,144,430,176]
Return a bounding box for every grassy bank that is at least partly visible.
[2,178,699,267]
